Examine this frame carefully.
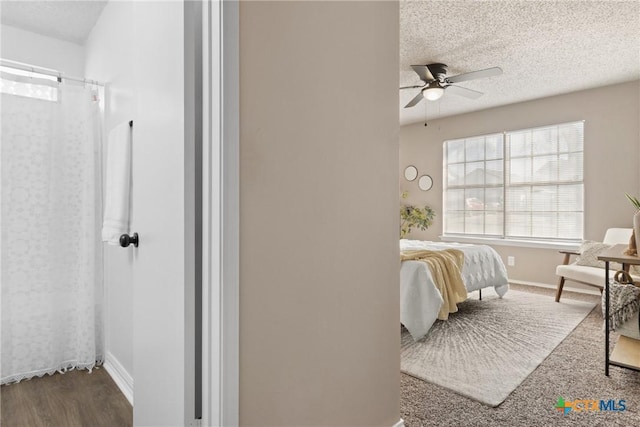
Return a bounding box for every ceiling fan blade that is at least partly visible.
[411,65,435,82]
[447,67,503,84]
[404,91,424,108]
[446,85,484,99]
[400,84,426,90]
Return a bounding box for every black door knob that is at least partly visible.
[119,232,139,248]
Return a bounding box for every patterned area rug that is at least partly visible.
[401,289,596,407]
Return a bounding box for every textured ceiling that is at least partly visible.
[1,0,108,44]
[2,0,638,121]
[400,0,640,125]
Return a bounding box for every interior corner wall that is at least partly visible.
[239,2,400,426]
[84,0,135,381]
[400,80,640,287]
[0,24,85,75]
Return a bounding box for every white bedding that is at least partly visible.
[400,239,509,340]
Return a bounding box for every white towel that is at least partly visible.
[102,122,132,244]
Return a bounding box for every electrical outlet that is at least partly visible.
[507,256,515,267]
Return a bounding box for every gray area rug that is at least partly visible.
[401,289,596,407]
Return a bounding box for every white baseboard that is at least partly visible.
[509,279,601,296]
[392,418,405,427]
[103,351,134,405]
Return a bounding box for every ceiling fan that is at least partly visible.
[401,63,503,108]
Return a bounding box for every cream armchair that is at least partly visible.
[555,228,637,302]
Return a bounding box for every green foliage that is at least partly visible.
[400,205,435,238]
[625,193,640,211]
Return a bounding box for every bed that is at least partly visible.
[400,239,509,340]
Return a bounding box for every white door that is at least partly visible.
[130,1,195,425]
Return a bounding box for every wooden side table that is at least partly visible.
[598,244,640,376]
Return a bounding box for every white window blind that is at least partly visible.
[443,121,584,242]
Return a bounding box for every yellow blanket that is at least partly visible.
[401,249,467,320]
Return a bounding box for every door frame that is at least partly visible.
[200,1,240,425]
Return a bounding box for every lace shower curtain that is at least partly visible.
[1,76,103,384]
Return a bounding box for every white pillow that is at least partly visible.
[575,241,620,270]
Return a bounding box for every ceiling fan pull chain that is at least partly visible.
[424,98,428,126]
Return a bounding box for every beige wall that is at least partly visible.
[400,80,640,286]
[240,1,399,426]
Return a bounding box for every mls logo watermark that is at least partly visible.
[555,397,627,415]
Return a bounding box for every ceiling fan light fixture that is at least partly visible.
[422,83,444,101]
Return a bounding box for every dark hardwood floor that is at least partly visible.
[1,367,132,427]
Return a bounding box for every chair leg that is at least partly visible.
[555,276,565,302]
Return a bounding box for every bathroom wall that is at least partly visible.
[84,0,135,396]
[0,24,84,75]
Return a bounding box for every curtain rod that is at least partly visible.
[0,58,104,87]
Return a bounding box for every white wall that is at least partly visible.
[84,0,135,385]
[0,24,84,75]
[400,80,640,288]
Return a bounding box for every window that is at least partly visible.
[443,121,584,242]
[0,66,59,102]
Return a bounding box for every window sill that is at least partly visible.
[439,235,580,251]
